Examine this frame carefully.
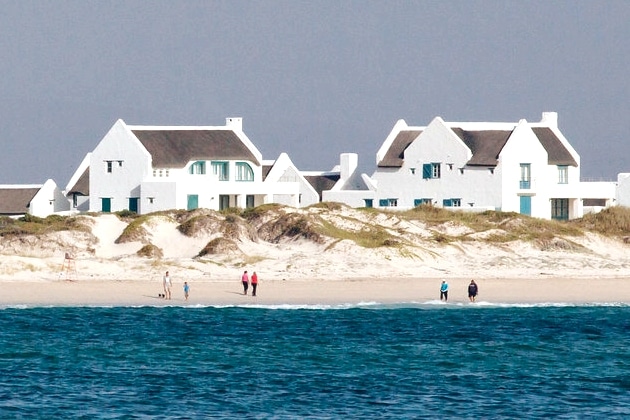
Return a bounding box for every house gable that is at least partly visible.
[401,117,473,169]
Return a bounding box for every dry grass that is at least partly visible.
[0,214,91,237]
[137,244,164,258]
[5,205,630,255]
[572,206,630,236]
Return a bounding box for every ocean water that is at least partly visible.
[1,303,629,419]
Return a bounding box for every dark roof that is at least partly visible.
[304,174,340,201]
[0,187,39,215]
[531,127,578,166]
[377,130,422,167]
[262,164,273,181]
[67,167,90,196]
[132,129,260,168]
[451,128,513,166]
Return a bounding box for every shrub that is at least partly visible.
[137,244,163,258]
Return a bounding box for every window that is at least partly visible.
[443,198,461,207]
[148,197,154,204]
[432,163,441,178]
[364,199,373,208]
[410,168,416,175]
[212,161,229,181]
[551,198,569,220]
[414,198,432,207]
[189,161,206,175]
[422,163,441,179]
[106,161,113,173]
[558,165,568,184]
[520,164,531,189]
[236,162,254,181]
[379,198,398,207]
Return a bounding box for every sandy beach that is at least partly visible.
[2,276,629,307]
[2,210,630,307]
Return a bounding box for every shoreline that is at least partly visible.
[2,276,630,307]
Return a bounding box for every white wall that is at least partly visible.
[30,179,70,217]
[617,174,630,208]
[89,120,152,213]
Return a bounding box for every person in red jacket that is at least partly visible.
[251,272,258,297]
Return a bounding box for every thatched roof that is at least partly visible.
[377,130,423,167]
[304,174,340,200]
[0,187,39,215]
[132,129,260,168]
[262,164,273,181]
[67,167,89,196]
[451,128,512,166]
[531,127,578,166]
[379,124,577,169]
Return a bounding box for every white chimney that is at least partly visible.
[226,117,243,131]
[541,112,558,128]
[340,153,358,181]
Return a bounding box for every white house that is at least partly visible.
[82,117,311,214]
[65,153,91,212]
[326,112,614,220]
[0,179,69,218]
[261,153,322,208]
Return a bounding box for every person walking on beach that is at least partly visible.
[251,271,258,297]
[163,271,172,300]
[183,281,190,301]
[468,279,478,302]
[241,270,249,295]
[440,280,449,301]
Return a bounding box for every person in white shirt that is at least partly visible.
[163,271,172,300]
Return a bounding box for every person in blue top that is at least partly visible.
[183,281,190,301]
[440,280,449,301]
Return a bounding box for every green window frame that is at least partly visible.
[212,161,229,181]
[422,163,441,179]
[236,162,254,181]
[443,198,461,208]
[189,161,206,175]
[379,198,398,207]
[414,198,432,207]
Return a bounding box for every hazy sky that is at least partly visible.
[1,1,628,185]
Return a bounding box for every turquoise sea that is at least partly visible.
[1,303,629,419]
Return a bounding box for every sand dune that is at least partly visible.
[1,208,630,306]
